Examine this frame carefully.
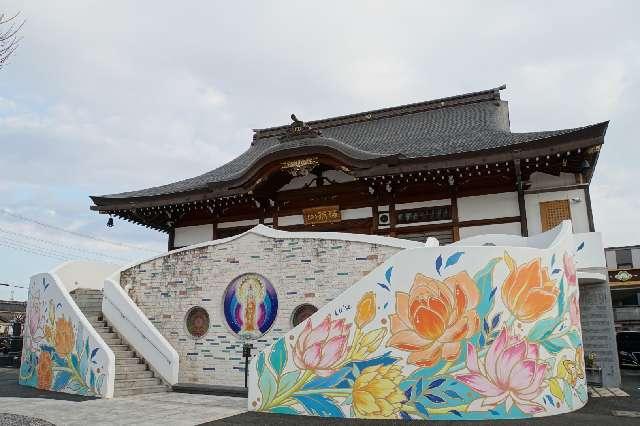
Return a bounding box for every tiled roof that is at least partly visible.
[91,86,604,203]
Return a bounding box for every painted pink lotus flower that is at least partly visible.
[569,293,581,328]
[292,315,351,377]
[563,252,577,286]
[455,328,547,414]
[26,289,44,351]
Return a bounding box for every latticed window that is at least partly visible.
[539,200,571,232]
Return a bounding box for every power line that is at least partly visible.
[0,238,73,262]
[0,209,162,254]
[0,235,128,264]
[0,226,135,262]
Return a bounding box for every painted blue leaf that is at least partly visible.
[435,255,443,275]
[445,251,464,269]
[577,241,585,251]
[489,409,499,415]
[444,389,462,399]
[404,387,413,401]
[56,302,62,309]
[75,328,84,356]
[399,411,412,420]
[70,354,80,371]
[89,369,95,389]
[552,268,562,275]
[52,352,68,368]
[90,348,100,359]
[416,378,423,395]
[551,253,556,267]
[415,401,429,417]
[52,370,71,391]
[294,394,344,417]
[557,277,566,315]
[256,352,265,376]
[383,301,389,309]
[303,366,351,390]
[385,266,393,284]
[491,313,501,329]
[269,338,287,376]
[449,409,462,417]
[427,378,445,389]
[352,351,398,372]
[424,393,445,403]
[479,333,486,347]
[474,258,501,320]
[489,287,497,300]
[270,406,299,415]
[483,319,490,333]
[377,282,390,292]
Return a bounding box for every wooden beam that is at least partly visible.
[584,185,595,232]
[451,188,460,242]
[458,216,521,228]
[514,159,528,237]
[167,228,175,251]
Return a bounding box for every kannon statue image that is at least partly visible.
[223,273,279,340]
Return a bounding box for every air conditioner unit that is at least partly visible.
[378,212,391,226]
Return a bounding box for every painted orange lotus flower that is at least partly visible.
[55,316,75,357]
[355,291,376,329]
[387,272,480,367]
[501,255,558,323]
[37,351,53,389]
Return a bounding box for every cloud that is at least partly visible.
[0,0,639,297]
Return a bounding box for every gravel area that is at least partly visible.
[0,413,55,426]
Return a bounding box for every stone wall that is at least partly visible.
[579,281,621,386]
[119,232,404,386]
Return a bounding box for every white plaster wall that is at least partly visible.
[218,219,260,229]
[458,222,521,239]
[605,250,617,269]
[632,248,640,268]
[341,207,372,220]
[458,192,519,221]
[525,189,589,235]
[396,199,450,210]
[278,214,304,226]
[175,224,213,247]
[53,261,122,292]
[528,172,576,190]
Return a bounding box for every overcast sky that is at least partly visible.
[1,1,639,300]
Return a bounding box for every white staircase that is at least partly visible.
[71,289,170,397]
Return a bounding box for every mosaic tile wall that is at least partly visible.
[119,233,403,386]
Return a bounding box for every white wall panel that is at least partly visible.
[458,192,519,221]
[174,224,213,247]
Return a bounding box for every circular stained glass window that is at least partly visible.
[291,304,318,328]
[223,273,278,340]
[185,306,210,338]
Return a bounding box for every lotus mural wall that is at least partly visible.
[247,222,586,420]
[19,272,114,397]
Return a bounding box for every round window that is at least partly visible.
[185,306,210,338]
[291,304,318,328]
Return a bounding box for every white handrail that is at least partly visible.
[102,278,179,385]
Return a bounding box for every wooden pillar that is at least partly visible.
[371,204,379,234]
[451,189,460,242]
[272,201,279,229]
[584,185,595,232]
[212,221,218,240]
[514,159,529,237]
[167,228,175,251]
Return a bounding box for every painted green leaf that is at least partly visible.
[562,379,574,409]
[256,352,265,376]
[258,361,277,405]
[474,258,501,320]
[51,370,71,391]
[277,370,300,395]
[294,394,344,417]
[269,339,287,376]
[541,337,570,354]
[270,406,299,415]
[528,317,559,341]
[567,330,582,347]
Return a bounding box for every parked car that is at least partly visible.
[617,331,640,368]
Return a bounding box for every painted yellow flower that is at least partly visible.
[355,291,376,329]
[352,364,405,419]
[55,316,75,357]
[44,324,54,344]
[352,328,387,360]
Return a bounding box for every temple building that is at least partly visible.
[90,85,606,249]
[606,245,640,331]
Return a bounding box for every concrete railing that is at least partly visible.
[19,263,117,398]
[248,221,588,420]
[103,276,179,385]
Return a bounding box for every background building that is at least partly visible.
[606,245,640,331]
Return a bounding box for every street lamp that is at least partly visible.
[0,282,27,301]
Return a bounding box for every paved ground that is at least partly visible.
[0,367,247,426]
[3,366,640,425]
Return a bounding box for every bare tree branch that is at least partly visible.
[0,12,25,70]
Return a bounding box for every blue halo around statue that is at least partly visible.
[223,273,278,339]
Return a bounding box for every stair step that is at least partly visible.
[93,327,111,333]
[98,332,118,339]
[103,338,123,345]
[116,357,142,365]
[115,385,169,397]
[110,344,130,351]
[115,370,154,380]
[115,378,162,389]
[113,350,134,358]
[116,363,148,372]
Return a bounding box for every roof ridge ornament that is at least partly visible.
[278,113,322,142]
